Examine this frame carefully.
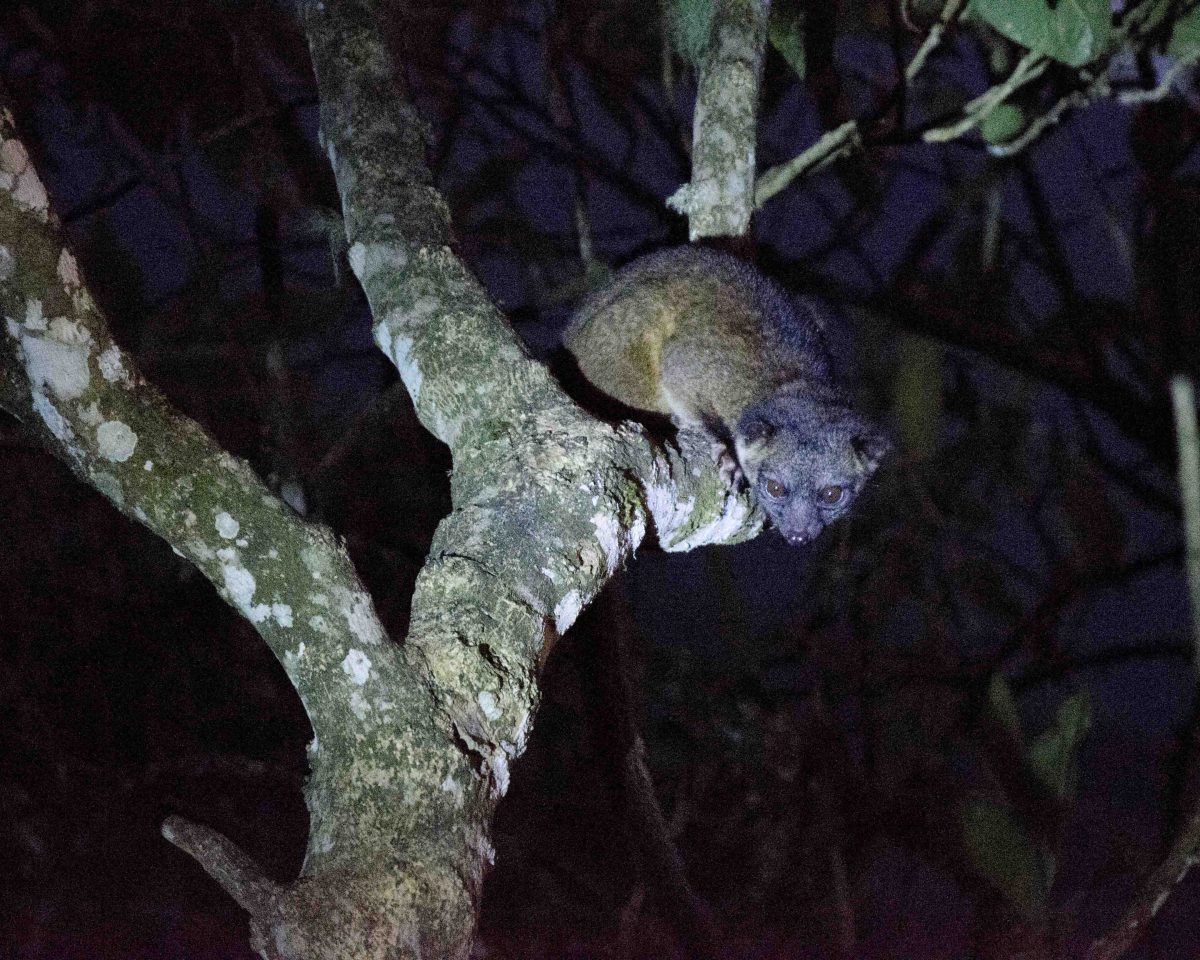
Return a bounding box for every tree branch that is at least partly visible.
[668,0,772,238]
[0,103,456,957]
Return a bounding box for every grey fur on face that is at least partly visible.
[736,394,891,545]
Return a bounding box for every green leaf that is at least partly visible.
[962,799,1053,918]
[667,0,716,66]
[1028,691,1091,800]
[988,674,1024,743]
[980,100,1030,145]
[1168,4,1200,58]
[769,2,807,79]
[966,0,1112,66]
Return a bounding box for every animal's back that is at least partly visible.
[564,247,834,424]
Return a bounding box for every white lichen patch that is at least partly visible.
[97,345,127,383]
[590,512,624,574]
[490,751,511,796]
[182,510,197,528]
[349,689,371,720]
[0,137,49,216]
[648,470,761,551]
[670,497,759,550]
[628,511,647,551]
[271,603,293,628]
[554,589,582,634]
[380,331,423,404]
[284,642,307,668]
[12,167,49,215]
[23,299,45,330]
[21,328,91,401]
[0,244,15,281]
[57,248,81,287]
[644,481,696,542]
[342,648,372,685]
[143,460,153,471]
[348,241,410,286]
[339,588,385,647]
[217,547,270,623]
[301,545,331,581]
[214,512,240,539]
[48,317,89,344]
[475,833,497,867]
[511,706,533,754]
[0,136,30,175]
[32,391,72,441]
[373,322,391,363]
[96,420,137,462]
[477,690,502,722]
[441,774,465,808]
[78,402,102,426]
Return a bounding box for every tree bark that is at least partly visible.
[0,1,765,952]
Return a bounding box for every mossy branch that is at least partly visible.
[668,0,773,238]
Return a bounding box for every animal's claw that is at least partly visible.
[715,443,743,489]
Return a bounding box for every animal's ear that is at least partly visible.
[852,432,892,473]
[741,413,775,445]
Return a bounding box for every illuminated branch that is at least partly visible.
[668,0,772,238]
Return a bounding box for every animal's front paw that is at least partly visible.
[714,443,744,490]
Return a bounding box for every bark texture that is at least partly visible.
[668,0,772,239]
[0,0,766,953]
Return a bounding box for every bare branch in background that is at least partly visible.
[667,0,772,238]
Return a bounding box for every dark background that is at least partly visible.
[1,2,1198,958]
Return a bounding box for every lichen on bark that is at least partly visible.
[0,0,769,952]
[667,0,773,239]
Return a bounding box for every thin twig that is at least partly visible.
[1119,51,1200,105]
[162,815,280,916]
[922,50,1049,143]
[904,0,968,82]
[754,0,967,206]
[987,77,1110,158]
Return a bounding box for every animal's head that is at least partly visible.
[734,394,891,546]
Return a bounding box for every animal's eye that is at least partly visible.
[818,484,844,506]
[765,478,787,498]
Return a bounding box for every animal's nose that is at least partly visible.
[785,523,823,546]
